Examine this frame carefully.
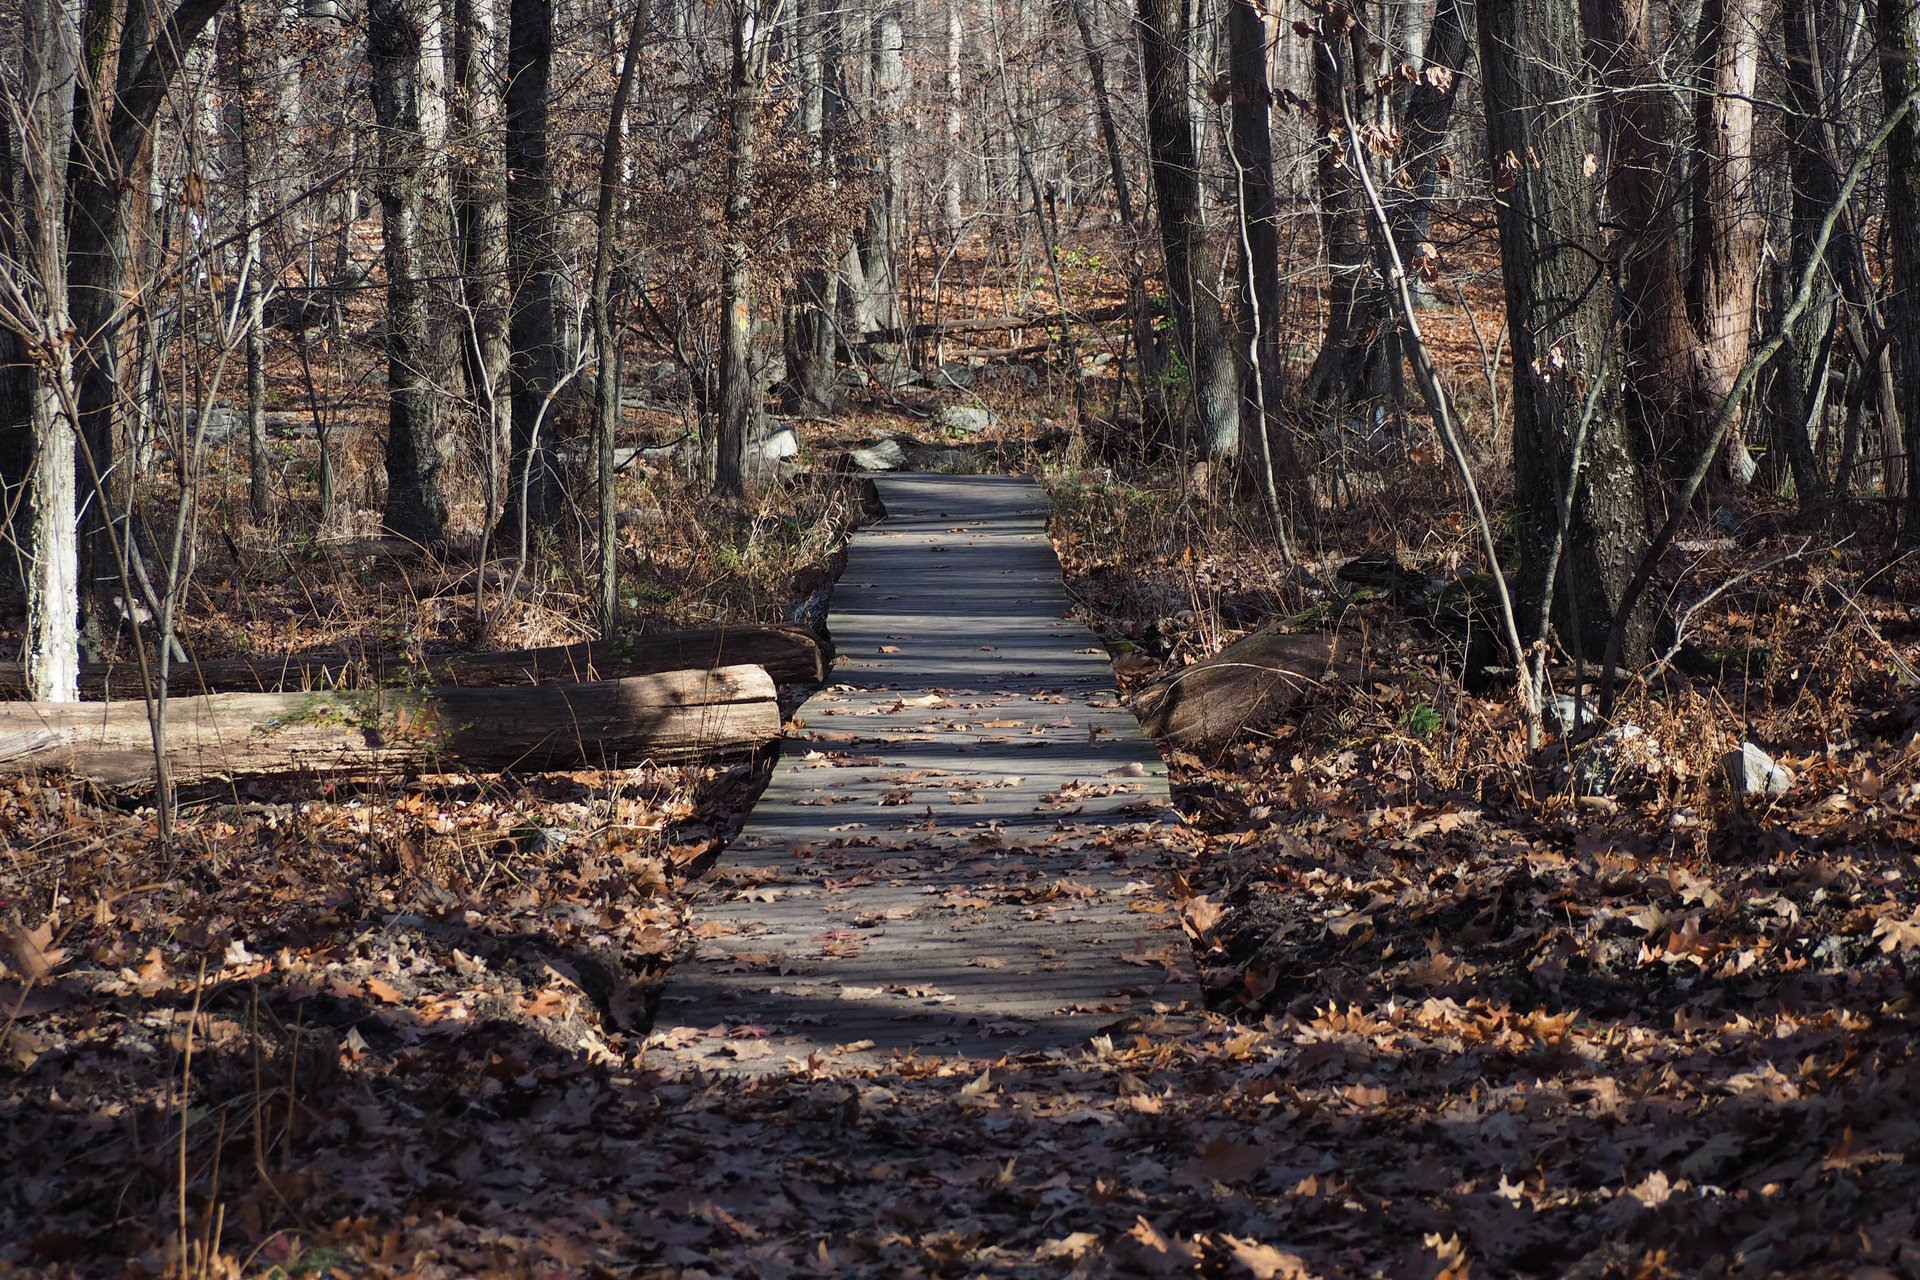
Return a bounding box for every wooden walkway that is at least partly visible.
[653,474,1193,1070]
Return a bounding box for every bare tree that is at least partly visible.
[218,0,271,521]
[1136,0,1239,458]
[4,0,83,700]
[63,0,229,638]
[499,0,560,541]
[593,0,651,622]
[1881,0,1920,541]
[367,0,452,544]
[1481,0,1658,664]
[714,0,785,500]
[1223,0,1301,505]
[451,0,510,499]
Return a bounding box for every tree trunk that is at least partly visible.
[1303,26,1389,410]
[1387,0,1473,275]
[780,0,841,416]
[1581,0,1694,474]
[1881,0,1920,541]
[0,666,782,788]
[21,0,83,703]
[452,0,511,503]
[1769,0,1839,504]
[1685,0,1764,489]
[593,0,650,627]
[500,0,562,542]
[1224,0,1301,500]
[1136,630,1360,749]
[1481,0,1658,664]
[368,0,451,545]
[943,0,965,235]
[64,0,229,641]
[219,0,271,522]
[715,0,777,501]
[851,5,905,334]
[1136,0,1239,458]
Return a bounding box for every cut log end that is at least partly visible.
[1135,630,1360,750]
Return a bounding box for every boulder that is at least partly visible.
[748,425,800,465]
[1722,742,1793,797]
[847,438,909,471]
[1562,723,1658,797]
[934,405,995,434]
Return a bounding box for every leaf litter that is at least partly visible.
[4,514,1920,1277]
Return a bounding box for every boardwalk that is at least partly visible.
[654,474,1192,1069]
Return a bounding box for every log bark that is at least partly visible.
[0,626,828,700]
[1134,631,1359,749]
[0,666,781,788]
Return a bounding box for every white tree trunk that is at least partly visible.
[21,0,82,703]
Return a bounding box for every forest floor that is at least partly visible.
[6,228,1920,1276]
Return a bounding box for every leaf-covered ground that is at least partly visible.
[6,470,1920,1277]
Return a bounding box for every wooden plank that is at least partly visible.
[657,475,1194,1072]
[0,665,779,788]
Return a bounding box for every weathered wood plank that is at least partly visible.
[656,475,1193,1072]
[0,665,779,788]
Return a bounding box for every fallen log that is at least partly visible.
[0,625,827,701]
[0,665,780,789]
[1134,630,1362,750]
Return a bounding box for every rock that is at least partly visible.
[1547,695,1596,735]
[836,367,867,387]
[748,425,799,464]
[1722,742,1793,797]
[520,826,572,855]
[647,361,692,396]
[934,405,994,434]
[932,363,975,389]
[184,406,244,441]
[847,438,909,471]
[869,342,904,364]
[1563,723,1656,797]
[872,362,921,391]
[789,586,832,629]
